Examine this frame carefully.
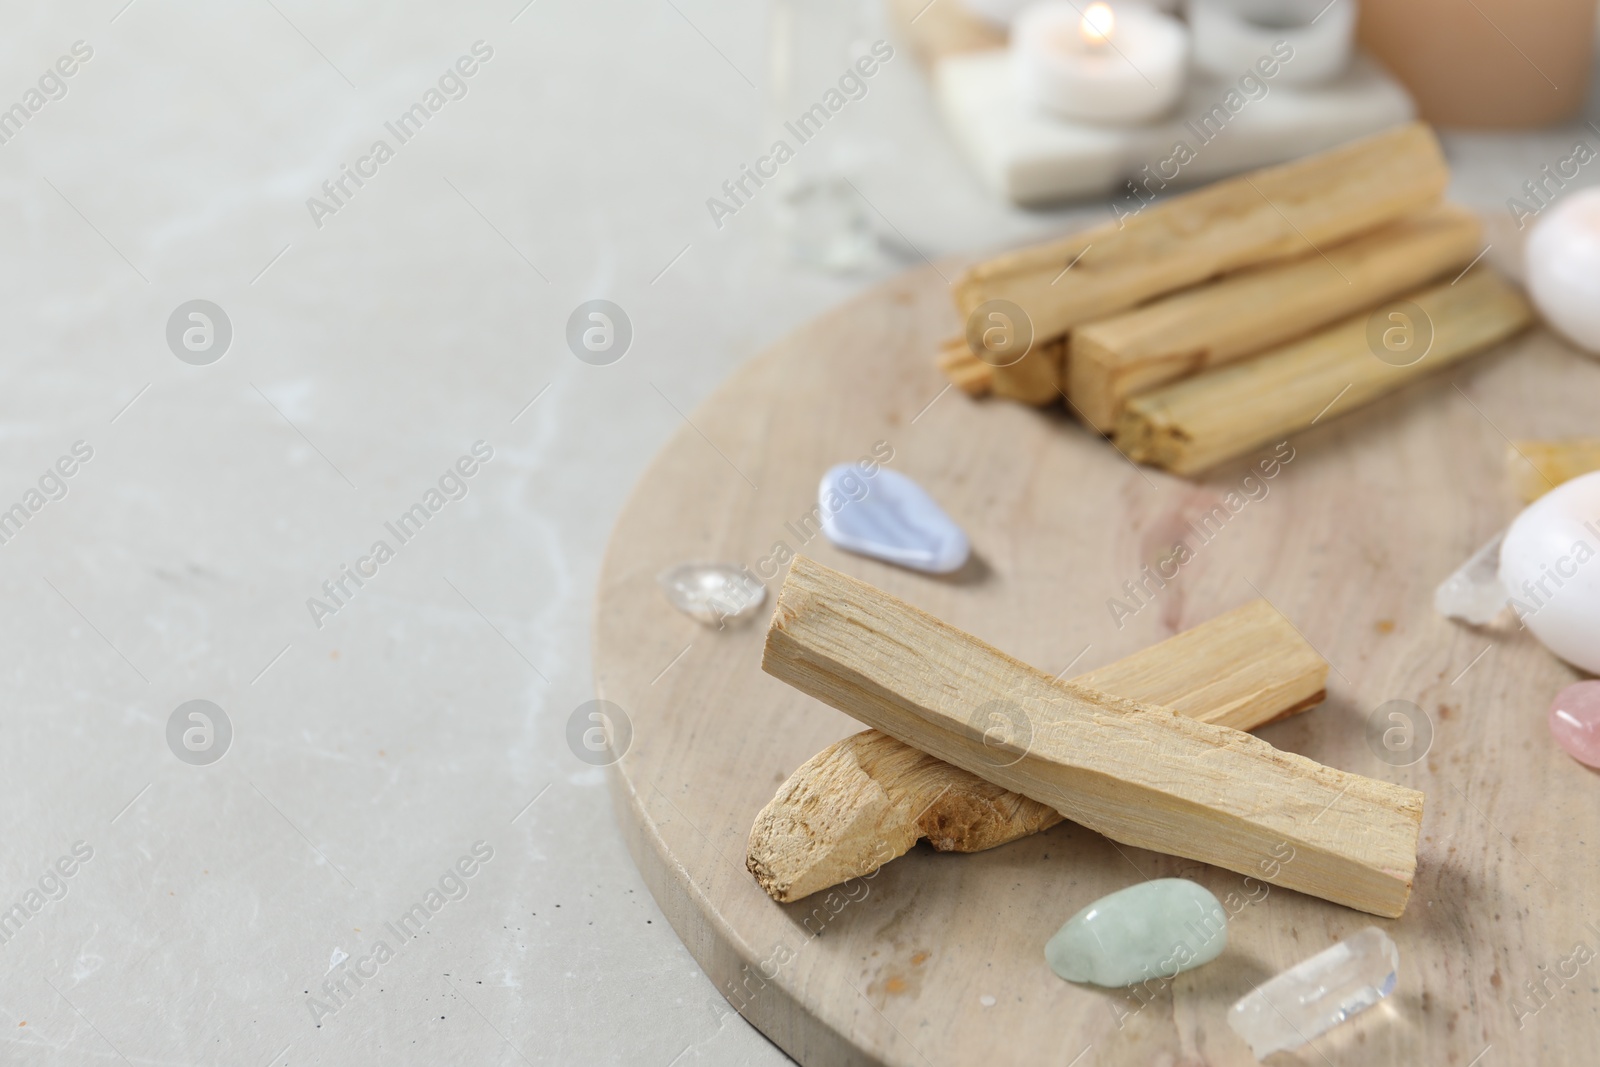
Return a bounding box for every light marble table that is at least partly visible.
[0,2,1595,1064]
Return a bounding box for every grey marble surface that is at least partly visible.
[0,2,1596,1064]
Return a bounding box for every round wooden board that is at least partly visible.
[594,262,1600,1066]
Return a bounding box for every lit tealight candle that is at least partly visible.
[1527,187,1600,356]
[1013,1,1189,124]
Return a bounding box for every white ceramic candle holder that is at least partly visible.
[1186,0,1356,85]
[961,0,1180,27]
[959,0,1037,28]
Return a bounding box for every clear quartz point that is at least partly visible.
[656,563,766,627]
[1228,927,1399,1059]
[1434,529,1508,624]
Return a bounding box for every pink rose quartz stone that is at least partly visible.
[1549,681,1600,768]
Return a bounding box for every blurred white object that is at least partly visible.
[1187,0,1357,85]
[779,176,888,273]
[1526,187,1600,355]
[935,50,1411,205]
[1013,2,1189,123]
[959,0,1035,28]
[1436,471,1600,675]
[765,0,903,273]
[1498,470,1600,674]
[962,0,1179,27]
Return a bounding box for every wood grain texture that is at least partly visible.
[747,598,1328,904]
[1116,270,1533,475]
[955,123,1450,399]
[1063,597,1329,730]
[1068,205,1484,432]
[595,251,1600,1066]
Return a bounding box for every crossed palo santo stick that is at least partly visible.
[756,557,1424,918]
[747,597,1326,904]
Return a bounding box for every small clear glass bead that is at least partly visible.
[657,563,766,627]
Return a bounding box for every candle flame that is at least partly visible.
[1080,2,1114,45]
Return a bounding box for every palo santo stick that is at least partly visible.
[763,557,1424,917]
[991,336,1065,404]
[749,731,1061,906]
[957,123,1449,401]
[934,336,1067,403]
[748,599,1327,903]
[1116,270,1533,476]
[1510,439,1600,503]
[1073,598,1327,730]
[936,337,993,397]
[1069,205,1484,432]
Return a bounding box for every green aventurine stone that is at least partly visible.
[1045,878,1228,988]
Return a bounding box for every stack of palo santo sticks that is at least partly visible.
[937,122,1534,476]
